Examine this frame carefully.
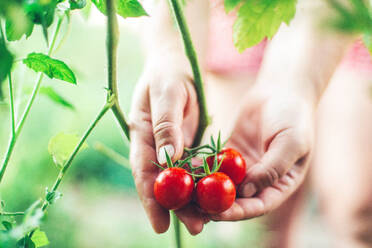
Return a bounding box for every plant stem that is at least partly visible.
[167,0,211,245]
[40,101,113,212]
[172,211,182,248]
[106,0,130,140]
[94,142,131,170]
[0,211,24,216]
[168,0,210,148]
[8,73,16,138]
[0,16,64,183]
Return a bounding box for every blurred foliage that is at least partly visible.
[0,11,265,247]
[328,0,372,53]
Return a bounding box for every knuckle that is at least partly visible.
[263,166,281,187]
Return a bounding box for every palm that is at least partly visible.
[211,92,313,220]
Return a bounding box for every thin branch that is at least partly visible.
[168,0,210,148]
[106,0,130,140]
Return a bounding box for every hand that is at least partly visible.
[210,89,314,221]
[129,58,207,235]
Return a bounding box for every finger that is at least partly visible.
[174,204,208,236]
[239,128,308,197]
[211,168,305,221]
[149,80,188,164]
[130,84,170,233]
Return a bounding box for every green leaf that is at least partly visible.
[364,33,372,55]
[30,229,49,248]
[69,0,86,10]
[39,86,74,109]
[5,19,34,41]
[16,236,35,248]
[0,38,13,84]
[224,0,241,13]
[233,0,297,52]
[23,53,77,84]
[91,0,148,18]
[2,221,12,231]
[117,0,148,18]
[48,132,88,168]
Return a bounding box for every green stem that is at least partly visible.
[8,72,16,138]
[106,0,130,140]
[172,211,182,248]
[167,0,210,245]
[94,142,131,170]
[41,102,113,212]
[0,16,64,183]
[0,211,24,216]
[168,0,209,148]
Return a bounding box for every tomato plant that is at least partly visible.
[0,0,369,247]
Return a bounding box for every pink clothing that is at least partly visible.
[206,2,266,76]
[206,2,372,76]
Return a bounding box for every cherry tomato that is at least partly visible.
[154,167,194,210]
[207,148,246,185]
[196,172,235,214]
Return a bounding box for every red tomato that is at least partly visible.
[196,172,236,214]
[154,167,194,210]
[207,148,246,185]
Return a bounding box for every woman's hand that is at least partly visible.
[210,89,314,221]
[129,57,207,235]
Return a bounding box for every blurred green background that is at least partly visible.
[0,10,265,248]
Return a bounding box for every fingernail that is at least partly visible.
[158,145,175,164]
[240,183,257,198]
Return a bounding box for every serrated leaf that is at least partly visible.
[48,132,88,168]
[30,229,49,248]
[39,86,74,109]
[91,0,148,18]
[23,53,77,84]
[224,0,241,13]
[233,0,297,52]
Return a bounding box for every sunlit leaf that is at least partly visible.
[233,0,297,52]
[48,132,88,168]
[91,0,148,18]
[30,229,49,248]
[23,53,77,84]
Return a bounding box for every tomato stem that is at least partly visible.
[0,211,25,216]
[106,0,130,140]
[171,211,182,248]
[168,0,210,148]
[0,15,64,183]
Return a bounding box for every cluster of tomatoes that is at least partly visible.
[153,136,246,214]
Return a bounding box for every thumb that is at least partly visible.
[239,128,308,197]
[150,82,187,164]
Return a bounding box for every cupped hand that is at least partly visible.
[210,89,315,221]
[129,58,207,235]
